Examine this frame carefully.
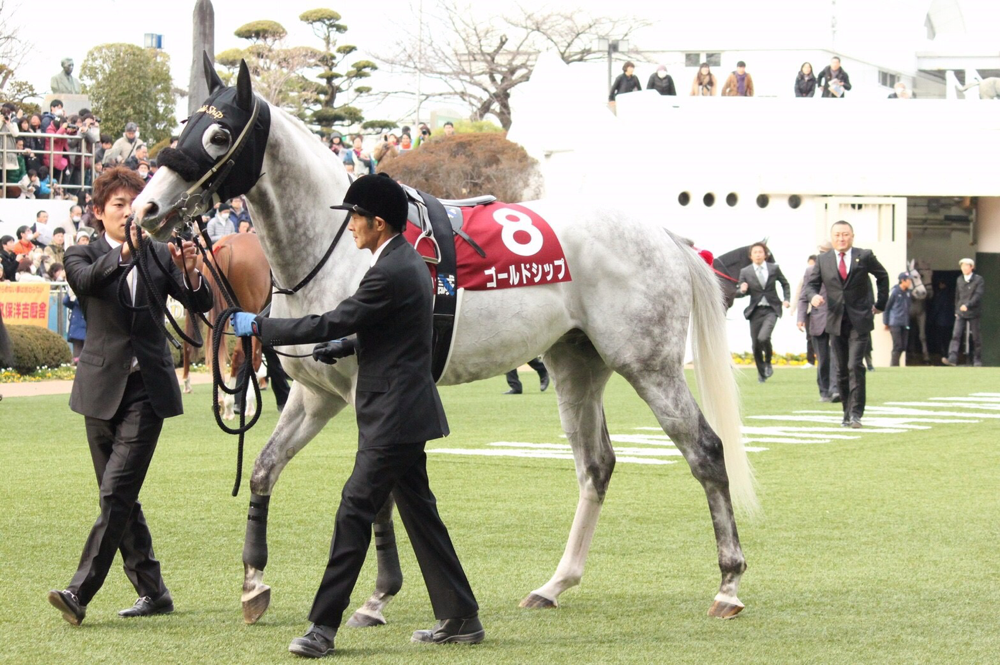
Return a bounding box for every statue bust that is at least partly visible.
[51,58,82,95]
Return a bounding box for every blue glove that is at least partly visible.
[230,312,259,337]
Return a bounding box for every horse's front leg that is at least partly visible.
[242,383,347,624]
[345,495,404,628]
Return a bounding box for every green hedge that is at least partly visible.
[7,326,72,375]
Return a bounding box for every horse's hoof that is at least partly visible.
[346,610,387,628]
[182,380,192,394]
[242,587,271,624]
[708,599,744,619]
[519,593,558,609]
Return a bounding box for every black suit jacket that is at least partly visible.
[805,247,889,335]
[736,262,790,319]
[258,234,449,448]
[64,235,214,420]
[954,273,984,319]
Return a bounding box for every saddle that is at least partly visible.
[400,185,495,382]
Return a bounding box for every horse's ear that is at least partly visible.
[203,51,224,94]
[236,59,254,112]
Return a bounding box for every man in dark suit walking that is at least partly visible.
[798,247,839,401]
[48,167,214,626]
[805,221,889,428]
[232,174,482,658]
[736,242,790,383]
[943,258,985,367]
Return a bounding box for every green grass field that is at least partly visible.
[2,367,998,663]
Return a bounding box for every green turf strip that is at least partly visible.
[1,367,998,663]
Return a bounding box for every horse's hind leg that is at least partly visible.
[521,333,614,609]
[242,384,347,624]
[624,368,747,618]
[345,494,404,628]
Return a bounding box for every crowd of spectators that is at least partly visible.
[329,121,451,175]
[609,55,917,102]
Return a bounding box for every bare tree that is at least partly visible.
[0,0,31,93]
[380,1,648,129]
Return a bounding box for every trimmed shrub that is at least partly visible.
[7,326,72,375]
[378,132,542,203]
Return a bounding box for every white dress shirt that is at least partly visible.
[369,233,399,267]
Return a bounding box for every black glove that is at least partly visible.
[311,338,356,365]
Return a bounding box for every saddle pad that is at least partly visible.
[447,202,573,290]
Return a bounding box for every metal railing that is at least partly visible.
[0,125,98,199]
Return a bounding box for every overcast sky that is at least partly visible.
[8,0,1000,128]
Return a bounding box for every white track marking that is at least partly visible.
[428,393,991,465]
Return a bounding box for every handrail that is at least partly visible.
[0,126,98,198]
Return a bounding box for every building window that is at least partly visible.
[879,71,898,88]
[685,53,701,67]
[706,53,721,67]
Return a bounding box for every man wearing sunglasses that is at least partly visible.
[231,173,482,657]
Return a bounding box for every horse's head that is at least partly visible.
[907,258,931,300]
[134,54,270,241]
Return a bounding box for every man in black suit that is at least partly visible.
[735,242,790,383]
[943,258,985,366]
[48,167,214,626]
[232,174,482,658]
[805,221,889,428]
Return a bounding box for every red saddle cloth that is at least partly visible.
[404,201,572,291]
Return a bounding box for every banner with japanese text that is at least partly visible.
[0,283,50,327]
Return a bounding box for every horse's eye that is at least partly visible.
[210,132,230,146]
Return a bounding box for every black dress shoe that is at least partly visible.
[841,418,850,428]
[757,375,766,383]
[503,389,522,395]
[412,616,485,644]
[289,624,336,658]
[119,592,174,617]
[764,364,773,378]
[831,393,841,403]
[819,395,832,402]
[941,357,956,366]
[850,419,863,429]
[539,374,550,392]
[48,589,86,626]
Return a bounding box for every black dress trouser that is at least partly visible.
[69,371,169,605]
[812,332,834,397]
[308,443,478,629]
[831,317,869,421]
[947,317,982,365]
[749,306,777,379]
[505,358,547,392]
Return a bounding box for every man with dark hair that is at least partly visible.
[103,122,142,166]
[817,56,852,98]
[48,166,214,626]
[1,235,18,281]
[44,227,66,266]
[40,99,63,132]
[231,173,483,657]
[736,242,790,382]
[722,60,755,96]
[805,221,889,428]
[443,121,455,136]
[943,258,984,366]
[95,134,113,164]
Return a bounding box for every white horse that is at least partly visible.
[906,259,932,362]
[134,60,757,627]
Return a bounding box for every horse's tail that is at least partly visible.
[673,232,759,516]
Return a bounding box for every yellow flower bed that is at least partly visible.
[0,364,78,383]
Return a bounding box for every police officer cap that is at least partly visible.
[330,173,408,232]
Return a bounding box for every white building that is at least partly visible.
[508,0,1000,367]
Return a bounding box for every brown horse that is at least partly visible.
[180,233,272,420]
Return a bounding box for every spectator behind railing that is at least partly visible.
[102,122,142,166]
[609,61,642,104]
[647,65,677,96]
[1,103,20,191]
[40,99,63,132]
[1,235,17,281]
[816,56,851,98]
[795,62,817,97]
[691,63,718,96]
[44,117,70,181]
[722,61,755,97]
